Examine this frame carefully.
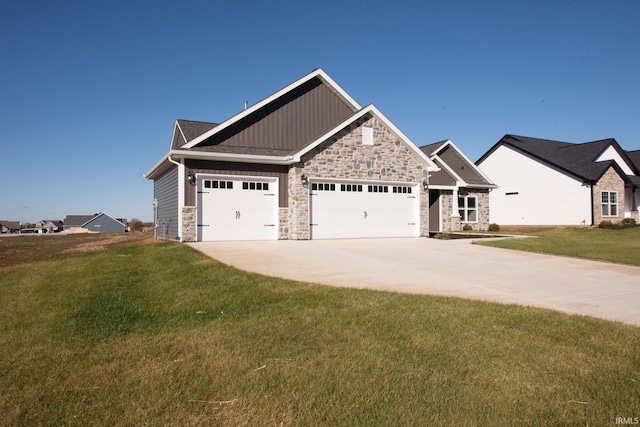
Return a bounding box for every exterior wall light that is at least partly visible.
[423,180,429,191]
[187,170,196,186]
[301,173,309,186]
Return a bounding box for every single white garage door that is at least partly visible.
[309,180,419,239]
[197,175,278,241]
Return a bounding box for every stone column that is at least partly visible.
[181,206,197,242]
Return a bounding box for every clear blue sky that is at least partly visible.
[2,0,639,223]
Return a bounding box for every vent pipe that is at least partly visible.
[244,100,248,110]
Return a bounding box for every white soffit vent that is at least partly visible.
[362,126,373,146]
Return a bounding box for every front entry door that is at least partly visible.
[429,189,441,233]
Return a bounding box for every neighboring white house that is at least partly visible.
[477,135,640,226]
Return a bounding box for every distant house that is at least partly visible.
[34,220,63,233]
[476,135,640,226]
[419,140,497,233]
[0,221,21,234]
[63,213,128,233]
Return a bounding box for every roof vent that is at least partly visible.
[362,127,373,146]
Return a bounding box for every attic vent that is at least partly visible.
[362,127,373,146]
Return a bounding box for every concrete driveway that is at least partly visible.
[188,238,640,326]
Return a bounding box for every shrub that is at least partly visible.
[599,220,613,228]
[488,223,500,232]
[462,224,473,231]
[622,218,637,226]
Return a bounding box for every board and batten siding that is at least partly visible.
[184,160,289,207]
[479,145,591,225]
[154,165,179,239]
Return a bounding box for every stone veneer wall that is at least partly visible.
[440,191,458,233]
[287,115,431,240]
[278,207,289,239]
[593,167,625,225]
[464,190,490,231]
[439,190,490,232]
[182,206,197,242]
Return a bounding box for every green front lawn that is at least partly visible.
[1,240,639,425]
[478,226,640,266]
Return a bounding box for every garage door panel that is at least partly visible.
[309,180,419,239]
[197,176,278,241]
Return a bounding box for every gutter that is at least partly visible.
[144,150,298,180]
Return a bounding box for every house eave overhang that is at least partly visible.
[144,150,298,180]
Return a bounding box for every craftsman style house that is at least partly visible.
[145,69,441,241]
[477,135,640,226]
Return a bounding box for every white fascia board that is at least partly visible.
[428,185,457,191]
[144,154,171,179]
[80,213,101,227]
[438,139,497,185]
[369,105,440,172]
[428,139,453,156]
[292,105,440,172]
[175,121,188,147]
[144,149,298,179]
[168,149,296,165]
[183,68,361,149]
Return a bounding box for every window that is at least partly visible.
[458,195,477,222]
[602,191,618,216]
[203,180,233,189]
[242,181,269,191]
[368,185,387,193]
[341,184,363,192]
[312,183,336,191]
[392,186,412,194]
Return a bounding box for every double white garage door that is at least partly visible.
[197,175,419,241]
[309,180,419,239]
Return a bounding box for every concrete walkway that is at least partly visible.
[188,238,640,326]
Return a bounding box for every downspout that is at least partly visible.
[590,181,595,226]
[167,155,184,241]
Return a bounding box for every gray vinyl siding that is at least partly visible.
[438,146,488,185]
[83,215,126,233]
[154,165,179,239]
[184,159,289,207]
[196,78,355,153]
[429,159,457,186]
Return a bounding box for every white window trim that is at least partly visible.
[601,190,618,217]
[458,194,478,223]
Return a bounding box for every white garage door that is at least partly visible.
[197,175,278,241]
[309,180,419,239]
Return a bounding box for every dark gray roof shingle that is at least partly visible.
[480,134,639,183]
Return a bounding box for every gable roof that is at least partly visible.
[64,215,96,227]
[477,134,640,184]
[172,120,218,149]
[0,221,21,230]
[145,69,438,179]
[628,150,640,170]
[182,69,361,149]
[82,212,126,227]
[419,139,496,189]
